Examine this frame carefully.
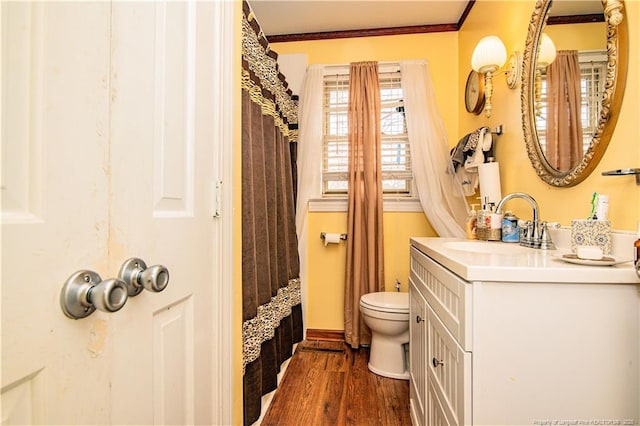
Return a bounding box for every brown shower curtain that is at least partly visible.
[546,50,584,170]
[344,61,385,349]
[241,2,303,425]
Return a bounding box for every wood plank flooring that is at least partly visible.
[260,340,411,426]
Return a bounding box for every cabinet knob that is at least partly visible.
[416,315,423,323]
[432,357,444,368]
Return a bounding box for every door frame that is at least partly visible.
[210,1,235,424]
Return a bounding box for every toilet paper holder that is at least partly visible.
[320,232,347,241]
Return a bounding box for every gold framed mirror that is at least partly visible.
[521,0,628,187]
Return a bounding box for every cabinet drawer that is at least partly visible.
[426,304,471,426]
[410,246,472,351]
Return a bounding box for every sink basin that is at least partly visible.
[443,241,532,254]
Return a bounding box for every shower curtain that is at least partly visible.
[241,2,303,425]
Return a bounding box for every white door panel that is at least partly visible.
[2,2,112,424]
[109,3,210,423]
[2,1,233,424]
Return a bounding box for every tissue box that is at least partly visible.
[570,220,611,254]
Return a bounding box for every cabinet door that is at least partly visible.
[409,280,427,426]
[426,305,471,426]
[427,377,454,426]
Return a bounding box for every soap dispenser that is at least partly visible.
[466,204,479,240]
[476,197,490,241]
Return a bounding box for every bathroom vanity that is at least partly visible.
[409,237,640,426]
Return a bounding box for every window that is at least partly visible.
[322,70,412,197]
[578,54,607,146]
[536,50,607,154]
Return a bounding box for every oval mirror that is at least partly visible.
[521,0,628,187]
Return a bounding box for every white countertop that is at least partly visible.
[411,237,640,284]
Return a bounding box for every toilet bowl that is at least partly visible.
[359,292,410,380]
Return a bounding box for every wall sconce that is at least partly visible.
[472,35,507,118]
[535,33,557,117]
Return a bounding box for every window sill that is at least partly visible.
[308,198,423,213]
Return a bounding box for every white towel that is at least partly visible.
[464,127,492,171]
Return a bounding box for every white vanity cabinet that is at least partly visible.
[410,246,472,426]
[409,238,640,426]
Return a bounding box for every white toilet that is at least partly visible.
[359,291,410,380]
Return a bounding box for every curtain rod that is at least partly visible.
[322,61,401,75]
[323,61,400,69]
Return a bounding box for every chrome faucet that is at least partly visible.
[495,192,551,249]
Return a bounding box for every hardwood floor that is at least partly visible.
[260,340,411,426]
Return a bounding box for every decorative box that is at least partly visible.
[570,219,612,255]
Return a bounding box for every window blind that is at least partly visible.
[322,71,412,196]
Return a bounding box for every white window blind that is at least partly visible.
[322,70,412,196]
[578,54,607,148]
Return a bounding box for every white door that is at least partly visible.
[1,2,234,424]
[108,2,234,424]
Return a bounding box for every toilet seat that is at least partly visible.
[360,292,409,314]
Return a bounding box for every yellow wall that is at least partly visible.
[545,22,606,50]
[306,212,435,329]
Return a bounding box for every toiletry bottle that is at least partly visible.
[465,204,479,240]
[502,211,519,243]
[595,194,609,221]
[488,206,503,241]
[634,222,640,268]
[476,198,489,240]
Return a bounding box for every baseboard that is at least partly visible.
[305,329,345,342]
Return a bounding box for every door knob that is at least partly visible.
[118,257,169,296]
[60,270,128,319]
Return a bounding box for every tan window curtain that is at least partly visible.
[344,61,385,349]
[546,50,584,171]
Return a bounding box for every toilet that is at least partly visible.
[359,291,410,380]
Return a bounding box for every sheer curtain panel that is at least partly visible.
[295,64,325,323]
[400,60,468,237]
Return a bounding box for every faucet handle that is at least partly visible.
[539,221,556,250]
[519,220,532,247]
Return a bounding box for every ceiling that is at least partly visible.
[249,0,605,39]
[249,0,471,37]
